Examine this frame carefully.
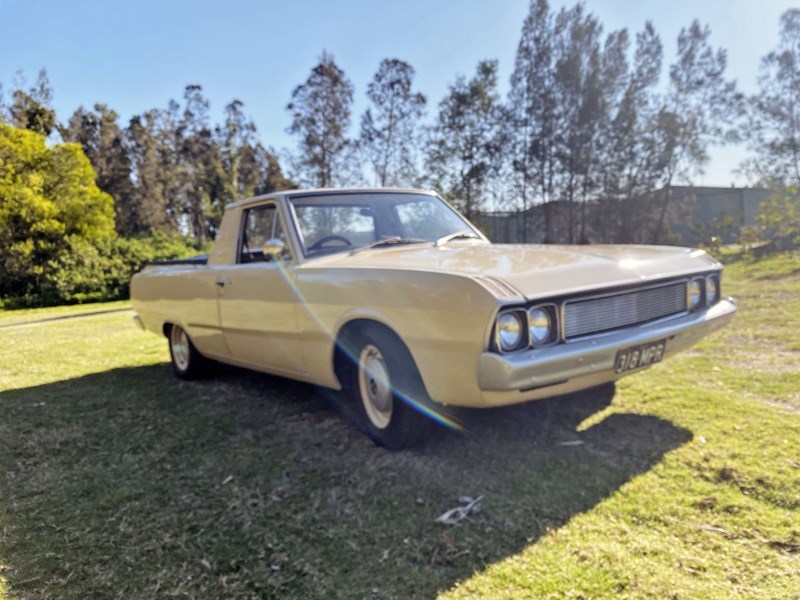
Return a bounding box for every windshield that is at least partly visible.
[289,192,482,257]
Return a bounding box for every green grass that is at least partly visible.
[1,253,798,599]
[0,300,131,326]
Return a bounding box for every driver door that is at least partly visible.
[217,203,305,377]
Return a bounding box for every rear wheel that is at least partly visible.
[348,328,431,450]
[168,324,208,379]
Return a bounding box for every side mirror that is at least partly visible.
[262,239,287,260]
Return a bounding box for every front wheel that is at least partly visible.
[168,324,208,379]
[349,328,431,450]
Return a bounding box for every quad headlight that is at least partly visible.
[495,305,558,352]
[688,278,705,310]
[687,274,723,311]
[528,305,557,347]
[706,274,720,305]
[496,311,525,352]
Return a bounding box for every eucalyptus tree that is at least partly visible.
[651,20,741,242]
[508,0,628,243]
[549,3,607,243]
[598,23,668,243]
[426,60,504,220]
[742,9,800,188]
[6,69,57,137]
[360,58,426,186]
[175,84,225,243]
[217,99,291,201]
[62,104,137,234]
[125,105,183,234]
[507,0,558,240]
[287,51,356,187]
[218,99,257,199]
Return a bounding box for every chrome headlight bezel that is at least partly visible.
[494,304,560,353]
[706,274,720,305]
[527,304,559,347]
[495,310,527,353]
[688,277,706,311]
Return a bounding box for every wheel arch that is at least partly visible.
[332,318,429,397]
[333,317,448,449]
[162,320,190,338]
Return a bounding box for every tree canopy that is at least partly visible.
[426,60,504,220]
[2,3,800,305]
[744,9,800,188]
[360,59,426,186]
[286,52,356,187]
[0,122,115,301]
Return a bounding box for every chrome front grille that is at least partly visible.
[564,282,687,340]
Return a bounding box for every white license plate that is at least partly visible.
[614,340,666,374]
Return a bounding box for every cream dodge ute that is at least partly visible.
[131,189,736,449]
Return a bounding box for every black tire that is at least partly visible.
[346,327,431,450]
[167,324,208,380]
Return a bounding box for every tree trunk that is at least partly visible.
[652,183,672,244]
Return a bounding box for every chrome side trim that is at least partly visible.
[472,275,524,301]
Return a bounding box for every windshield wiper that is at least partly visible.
[434,231,482,246]
[350,236,427,255]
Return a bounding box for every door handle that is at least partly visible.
[215,279,232,287]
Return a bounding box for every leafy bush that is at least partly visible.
[757,186,800,250]
[1,233,201,308]
[1,122,114,305]
[0,122,202,308]
[103,233,204,300]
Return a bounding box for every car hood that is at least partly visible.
[307,242,720,300]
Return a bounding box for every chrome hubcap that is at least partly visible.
[170,326,190,371]
[358,344,392,429]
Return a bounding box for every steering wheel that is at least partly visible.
[308,235,353,251]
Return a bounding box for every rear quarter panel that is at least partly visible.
[131,265,229,359]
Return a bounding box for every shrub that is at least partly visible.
[0,122,203,308]
[1,233,201,308]
[103,233,204,300]
[0,123,114,306]
[758,186,800,250]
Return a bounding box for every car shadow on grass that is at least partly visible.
[0,365,691,600]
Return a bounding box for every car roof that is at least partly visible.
[226,188,438,210]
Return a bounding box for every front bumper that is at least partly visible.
[476,298,737,406]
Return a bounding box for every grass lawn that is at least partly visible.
[0,253,798,599]
[0,301,131,327]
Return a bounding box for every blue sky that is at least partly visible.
[0,0,795,186]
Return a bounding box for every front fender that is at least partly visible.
[294,267,499,400]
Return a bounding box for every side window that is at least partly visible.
[239,205,292,263]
